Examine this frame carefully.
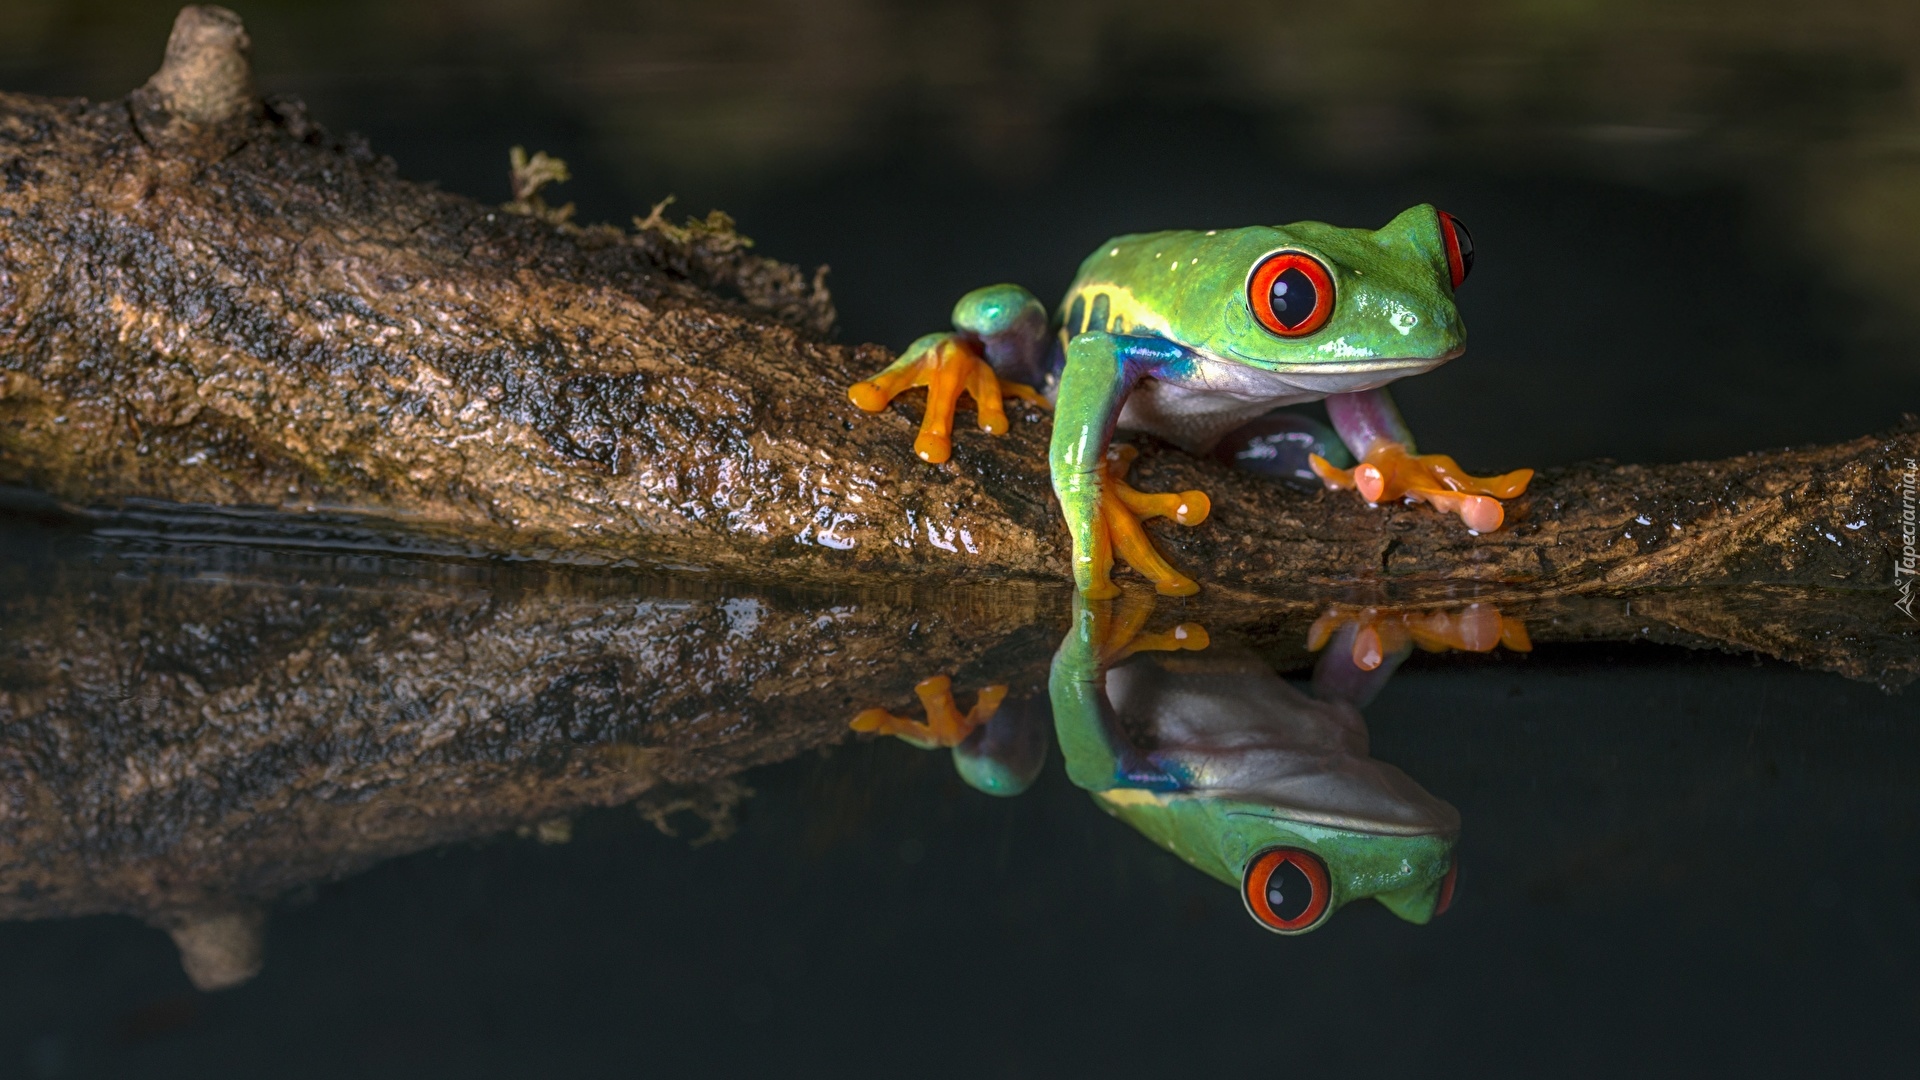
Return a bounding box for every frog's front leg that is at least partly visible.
[1051,332,1212,598]
[1050,594,1207,793]
[847,284,1051,464]
[1311,387,1534,532]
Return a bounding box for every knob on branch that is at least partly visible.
[131,5,259,137]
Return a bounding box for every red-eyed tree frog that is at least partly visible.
[1046,595,1460,932]
[849,206,1533,597]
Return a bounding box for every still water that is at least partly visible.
[3,1,1918,1076]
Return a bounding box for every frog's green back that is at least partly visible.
[1055,205,1466,371]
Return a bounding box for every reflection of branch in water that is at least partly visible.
[0,534,1048,989]
[634,779,756,848]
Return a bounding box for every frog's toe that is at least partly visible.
[1309,452,1360,492]
[846,335,1047,465]
[1417,489,1508,533]
[1113,475,1210,527]
[846,380,894,413]
[1396,460,1532,532]
[849,706,941,749]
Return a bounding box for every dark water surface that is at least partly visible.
[3,2,1918,1076]
[2,528,1915,1078]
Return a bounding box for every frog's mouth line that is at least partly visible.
[1220,348,1461,375]
[1223,809,1458,838]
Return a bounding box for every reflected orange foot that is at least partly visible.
[849,674,1008,749]
[848,336,1048,464]
[1088,591,1211,664]
[1083,444,1213,599]
[1308,603,1533,672]
[1310,442,1533,532]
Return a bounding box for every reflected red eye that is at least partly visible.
[1242,847,1332,933]
[1247,251,1335,338]
[1435,861,1459,916]
[1438,211,1473,289]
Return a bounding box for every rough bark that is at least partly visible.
[0,11,1913,613]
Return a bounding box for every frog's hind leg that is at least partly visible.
[847,285,1051,464]
[1312,387,1533,532]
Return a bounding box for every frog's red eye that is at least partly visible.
[1242,847,1332,933]
[1435,861,1459,916]
[1438,211,1473,289]
[1248,251,1335,338]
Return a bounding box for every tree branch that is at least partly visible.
[0,8,1911,648]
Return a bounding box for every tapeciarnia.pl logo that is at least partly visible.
[1898,456,1917,620]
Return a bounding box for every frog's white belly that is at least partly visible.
[1118,352,1441,454]
[1105,654,1458,837]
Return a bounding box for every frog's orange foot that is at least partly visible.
[1308,603,1533,671]
[849,674,1008,749]
[848,336,1048,465]
[1310,442,1533,533]
[1084,444,1212,598]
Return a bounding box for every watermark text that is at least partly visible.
[1898,456,1917,619]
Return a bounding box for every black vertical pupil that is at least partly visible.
[1450,218,1475,281]
[1269,266,1318,329]
[1265,858,1314,922]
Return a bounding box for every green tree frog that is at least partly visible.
[1046,595,1459,932]
[849,205,1533,596]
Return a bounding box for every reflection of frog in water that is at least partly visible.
[851,597,1527,933]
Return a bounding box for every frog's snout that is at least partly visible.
[1393,300,1465,362]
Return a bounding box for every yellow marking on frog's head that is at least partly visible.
[1095,786,1175,808]
[1057,284,1174,352]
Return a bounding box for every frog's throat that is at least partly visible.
[1139,352,1453,419]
